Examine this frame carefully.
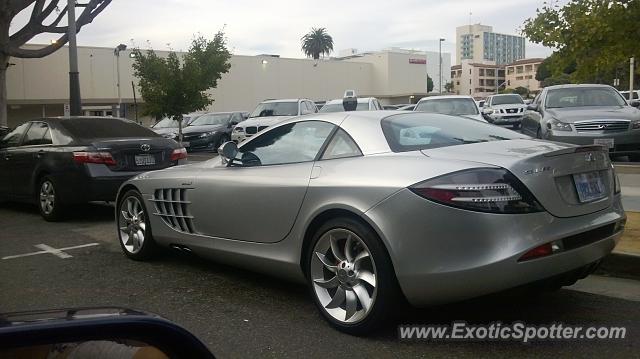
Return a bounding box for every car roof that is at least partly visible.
[417,95,474,102]
[324,97,375,105]
[261,99,309,103]
[544,84,615,90]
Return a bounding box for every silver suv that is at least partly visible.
[481,94,527,129]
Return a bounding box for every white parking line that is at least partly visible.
[1,243,100,260]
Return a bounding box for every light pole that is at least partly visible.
[67,0,81,116]
[439,38,445,93]
[114,44,127,118]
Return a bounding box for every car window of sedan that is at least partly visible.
[22,122,52,146]
[238,121,335,166]
[0,122,31,148]
[321,128,362,160]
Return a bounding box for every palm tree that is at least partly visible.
[301,27,334,60]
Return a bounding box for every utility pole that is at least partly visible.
[439,38,445,93]
[630,57,635,101]
[114,44,127,117]
[67,0,82,116]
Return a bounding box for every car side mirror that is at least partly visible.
[219,141,238,166]
[630,100,640,108]
[527,104,539,111]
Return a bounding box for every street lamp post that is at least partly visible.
[114,44,127,118]
[67,0,81,116]
[439,38,445,93]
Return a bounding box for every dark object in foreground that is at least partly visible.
[0,307,215,359]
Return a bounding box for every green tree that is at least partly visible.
[535,58,552,81]
[522,0,640,84]
[132,32,231,143]
[0,0,112,127]
[541,73,572,87]
[499,88,515,94]
[301,27,334,60]
[514,86,529,97]
[444,81,454,93]
[427,75,434,93]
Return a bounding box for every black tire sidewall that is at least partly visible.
[305,216,399,335]
[38,176,65,222]
[117,189,157,261]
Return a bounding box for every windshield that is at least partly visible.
[319,102,370,113]
[381,113,525,152]
[546,87,628,108]
[492,95,524,105]
[250,102,298,117]
[153,118,179,128]
[190,113,231,126]
[415,98,478,116]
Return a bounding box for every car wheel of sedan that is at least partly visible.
[117,190,157,260]
[307,217,399,335]
[38,176,66,222]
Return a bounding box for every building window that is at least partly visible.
[516,76,523,80]
[525,65,533,72]
[526,75,533,79]
[486,69,495,77]
[507,67,514,74]
[516,66,524,74]
[479,69,485,76]
[479,79,485,86]
[498,69,505,77]
[456,81,460,85]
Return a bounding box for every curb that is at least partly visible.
[595,252,640,281]
[613,164,640,174]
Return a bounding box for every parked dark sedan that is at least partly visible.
[150,113,202,138]
[521,84,640,161]
[180,111,247,151]
[0,117,187,221]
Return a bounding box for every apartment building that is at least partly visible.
[505,58,544,93]
[450,61,506,99]
[456,23,525,65]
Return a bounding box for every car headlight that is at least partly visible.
[547,118,572,131]
[199,131,218,138]
[234,127,244,132]
[632,120,640,129]
[484,109,494,115]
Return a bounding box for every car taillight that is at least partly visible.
[73,151,116,166]
[409,168,544,214]
[170,148,187,161]
[518,241,561,261]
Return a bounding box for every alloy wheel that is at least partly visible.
[310,228,377,324]
[119,196,147,254]
[39,180,55,215]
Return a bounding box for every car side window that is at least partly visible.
[321,128,362,160]
[22,122,52,146]
[308,101,317,113]
[0,122,31,148]
[237,121,335,166]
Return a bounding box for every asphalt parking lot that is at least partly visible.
[1,150,640,357]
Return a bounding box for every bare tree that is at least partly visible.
[0,0,112,127]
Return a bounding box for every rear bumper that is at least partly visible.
[365,188,626,307]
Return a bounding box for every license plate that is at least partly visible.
[134,154,156,166]
[573,171,606,203]
[594,138,614,149]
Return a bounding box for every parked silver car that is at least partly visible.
[414,95,487,122]
[231,99,317,142]
[521,84,640,161]
[116,111,625,334]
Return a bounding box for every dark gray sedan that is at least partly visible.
[521,84,640,161]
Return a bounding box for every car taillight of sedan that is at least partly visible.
[170,148,188,161]
[73,151,117,166]
[409,168,544,214]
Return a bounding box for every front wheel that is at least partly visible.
[38,176,66,221]
[117,190,157,260]
[306,217,400,335]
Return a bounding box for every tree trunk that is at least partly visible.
[0,54,8,128]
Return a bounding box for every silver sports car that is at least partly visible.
[115,111,626,334]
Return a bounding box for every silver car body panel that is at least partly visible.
[119,111,626,305]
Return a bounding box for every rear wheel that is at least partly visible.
[38,176,66,221]
[306,217,400,335]
[117,190,157,260]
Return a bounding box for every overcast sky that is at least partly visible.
[13,0,558,62]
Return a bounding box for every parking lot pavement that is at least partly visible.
[1,203,640,357]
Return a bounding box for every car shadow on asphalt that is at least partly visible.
[0,201,115,224]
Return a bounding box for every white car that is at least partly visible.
[232,99,317,142]
[318,97,383,113]
[481,94,527,129]
[619,90,640,102]
[414,95,487,122]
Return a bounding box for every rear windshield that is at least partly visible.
[60,118,159,139]
[381,113,525,152]
[491,95,524,105]
[415,98,478,115]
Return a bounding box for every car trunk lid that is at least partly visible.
[422,139,614,218]
[90,137,177,171]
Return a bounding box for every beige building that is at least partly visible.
[450,61,505,99]
[456,23,525,65]
[505,58,544,93]
[5,44,451,128]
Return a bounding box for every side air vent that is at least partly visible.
[151,188,195,234]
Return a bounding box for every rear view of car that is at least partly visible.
[0,117,186,221]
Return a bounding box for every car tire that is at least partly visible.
[38,175,66,222]
[117,189,157,261]
[305,217,401,335]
